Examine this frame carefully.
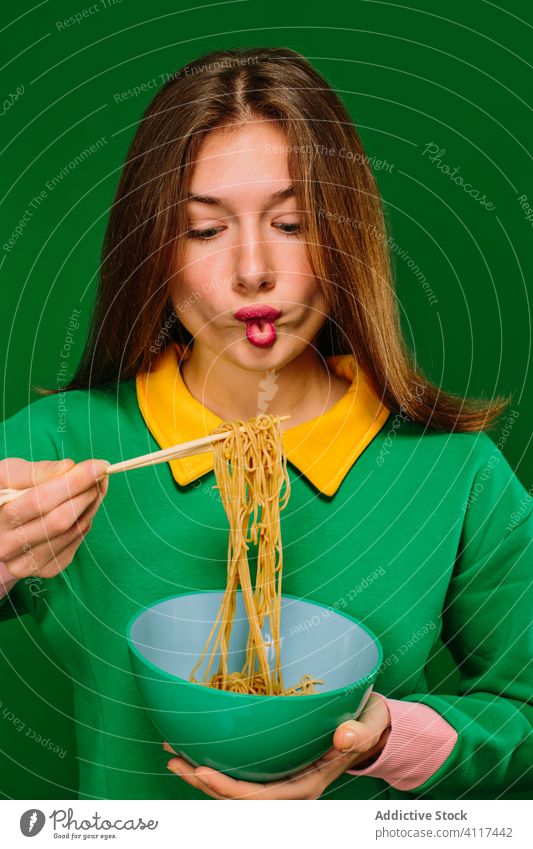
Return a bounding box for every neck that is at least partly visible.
[179,343,351,428]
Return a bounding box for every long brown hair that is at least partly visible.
[37,46,508,431]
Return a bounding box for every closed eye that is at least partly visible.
[273,222,301,236]
[186,227,224,240]
[186,222,302,241]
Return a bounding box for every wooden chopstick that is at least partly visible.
[0,415,291,506]
[104,415,291,475]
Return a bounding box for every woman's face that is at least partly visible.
[170,120,328,371]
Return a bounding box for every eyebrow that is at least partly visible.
[186,185,295,208]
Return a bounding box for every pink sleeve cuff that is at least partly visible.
[0,561,18,599]
[347,692,458,791]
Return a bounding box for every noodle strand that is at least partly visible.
[189,415,322,696]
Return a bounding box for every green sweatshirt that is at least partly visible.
[0,375,531,800]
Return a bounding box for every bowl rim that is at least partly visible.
[126,590,384,701]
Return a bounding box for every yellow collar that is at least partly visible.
[136,343,390,497]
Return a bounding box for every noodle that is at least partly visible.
[189,414,322,696]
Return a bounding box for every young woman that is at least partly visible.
[0,47,530,801]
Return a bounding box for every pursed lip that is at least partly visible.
[234,305,282,322]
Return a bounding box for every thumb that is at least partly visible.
[1,457,76,489]
[333,692,390,754]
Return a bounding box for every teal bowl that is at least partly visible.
[127,591,382,782]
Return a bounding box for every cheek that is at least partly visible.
[278,239,311,271]
[172,250,223,309]
[184,242,229,276]
[172,273,230,332]
[295,274,328,315]
[295,281,330,339]
[277,244,326,306]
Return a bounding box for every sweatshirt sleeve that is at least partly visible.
[0,561,18,599]
[347,694,458,789]
[376,434,532,799]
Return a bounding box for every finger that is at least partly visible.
[0,484,101,562]
[223,769,325,800]
[163,745,339,801]
[194,763,325,801]
[333,692,391,754]
[37,485,110,578]
[268,749,353,798]
[36,528,91,578]
[166,750,341,800]
[54,475,108,534]
[96,474,109,498]
[78,483,108,524]
[0,457,75,489]
[8,528,87,581]
[166,755,255,800]
[0,459,110,527]
[3,483,107,580]
[4,506,95,579]
[166,758,227,800]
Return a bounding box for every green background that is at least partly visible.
[1,0,531,798]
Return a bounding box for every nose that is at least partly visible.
[232,225,276,294]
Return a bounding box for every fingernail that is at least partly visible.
[167,760,181,774]
[341,729,356,750]
[91,460,110,479]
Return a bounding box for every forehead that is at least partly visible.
[189,121,292,199]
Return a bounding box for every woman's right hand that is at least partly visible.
[0,457,110,580]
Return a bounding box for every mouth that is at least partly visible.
[234,305,282,349]
[234,305,282,323]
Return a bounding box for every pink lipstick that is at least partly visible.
[234,305,282,348]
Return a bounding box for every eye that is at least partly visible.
[186,227,224,240]
[274,222,301,236]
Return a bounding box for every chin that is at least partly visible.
[216,336,288,371]
[228,337,303,372]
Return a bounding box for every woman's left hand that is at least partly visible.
[164,692,391,799]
